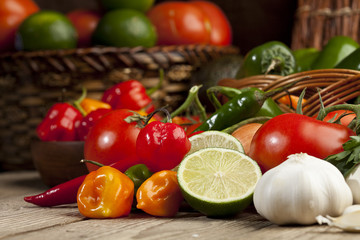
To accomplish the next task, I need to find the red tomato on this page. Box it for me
[249,113,356,172]
[147,1,211,45]
[84,109,141,172]
[0,0,39,52]
[66,9,101,48]
[189,1,232,45]
[315,110,355,127]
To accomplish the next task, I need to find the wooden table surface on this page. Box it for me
[0,170,358,240]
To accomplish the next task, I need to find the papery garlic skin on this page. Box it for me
[253,153,353,225]
[346,164,360,204]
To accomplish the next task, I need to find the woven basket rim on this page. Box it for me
[218,68,360,116]
[0,44,240,74]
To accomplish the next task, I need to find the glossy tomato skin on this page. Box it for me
[249,113,356,172]
[147,1,210,45]
[189,1,232,45]
[0,0,39,52]
[66,9,101,48]
[84,109,141,172]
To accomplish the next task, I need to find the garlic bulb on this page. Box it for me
[253,153,353,225]
[346,164,360,204]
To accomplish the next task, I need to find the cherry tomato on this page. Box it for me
[0,0,39,52]
[147,1,211,45]
[315,110,355,127]
[249,113,356,172]
[84,109,141,172]
[189,1,232,45]
[66,9,101,48]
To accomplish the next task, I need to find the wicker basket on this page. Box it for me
[292,0,360,50]
[0,44,239,170]
[218,68,360,117]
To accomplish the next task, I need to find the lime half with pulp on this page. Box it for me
[177,148,262,217]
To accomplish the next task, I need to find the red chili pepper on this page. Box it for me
[36,103,83,141]
[136,108,191,172]
[23,159,139,207]
[76,108,112,141]
[101,80,155,113]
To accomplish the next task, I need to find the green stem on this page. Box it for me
[73,87,87,116]
[170,85,206,120]
[317,103,360,131]
[222,116,271,134]
[206,86,242,110]
[81,159,105,167]
[146,69,164,96]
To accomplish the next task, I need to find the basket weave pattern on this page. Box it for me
[0,45,239,170]
[292,0,360,49]
[218,69,360,117]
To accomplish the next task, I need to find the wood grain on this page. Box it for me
[0,171,357,240]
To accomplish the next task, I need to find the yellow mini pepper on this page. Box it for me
[77,166,134,218]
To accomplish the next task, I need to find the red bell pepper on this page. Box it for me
[101,80,155,113]
[135,108,191,172]
[36,103,83,141]
[76,108,112,141]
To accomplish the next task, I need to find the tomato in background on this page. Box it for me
[0,0,39,52]
[147,1,211,45]
[84,109,141,173]
[249,113,355,172]
[67,9,102,48]
[189,0,232,46]
[314,110,355,127]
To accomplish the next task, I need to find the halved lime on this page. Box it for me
[188,131,244,156]
[177,148,262,217]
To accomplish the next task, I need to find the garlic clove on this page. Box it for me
[343,204,360,215]
[316,211,360,232]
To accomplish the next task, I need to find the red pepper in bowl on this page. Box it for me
[36,103,83,141]
[102,79,155,113]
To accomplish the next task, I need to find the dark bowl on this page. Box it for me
[31,141,89,187]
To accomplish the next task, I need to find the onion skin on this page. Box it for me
[231,123,262,155]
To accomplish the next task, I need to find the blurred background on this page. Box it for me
[32,0,297,54]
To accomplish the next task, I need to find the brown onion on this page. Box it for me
[231,123,262,155]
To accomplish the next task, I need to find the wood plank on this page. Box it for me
[0,171,358,240]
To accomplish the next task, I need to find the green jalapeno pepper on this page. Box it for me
[194,86,285,132]
[293,48,320,72]
[334,47,360,70]
[207,85,283,118]
[311,36,359,70]
[236,41,296,78]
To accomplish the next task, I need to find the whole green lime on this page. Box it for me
[16,10,77,51]
[100,0,155,12]
[92,9,157,48]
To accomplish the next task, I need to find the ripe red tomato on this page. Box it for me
[249,113,356,172]
[189,1,232,45]
[147,1,211,45]
[66,9,101,48]
[84,109,141,172]
[0,0,39,52]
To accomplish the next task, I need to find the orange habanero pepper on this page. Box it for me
[136,170,183,217]
[77,166,134,218]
